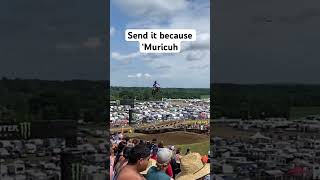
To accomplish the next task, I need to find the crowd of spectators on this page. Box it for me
[110,133,210,180]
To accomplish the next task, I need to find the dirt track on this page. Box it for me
[111,119,209,133]
[127,131,209,145]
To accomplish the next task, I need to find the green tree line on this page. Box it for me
[0,78,107,122]
[110,86,210,101]
[213,83,320,119]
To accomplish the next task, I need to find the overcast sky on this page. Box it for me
[213,0,320,84]
[110,0,210,88]
[0,0,106,80]
[2,0,318,84]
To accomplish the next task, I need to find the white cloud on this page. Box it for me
[157,65,171,70]
[111,0,210,88]
[128,73,152,80]
[144,73,152,79]
[126,20,163,29]
[111,51,141,62]
[182,33,210,52]
[188,64,210,70]
[185,49,210,61]
[114,0,187,20]
[111,51,163,63]
[110,26,115,36]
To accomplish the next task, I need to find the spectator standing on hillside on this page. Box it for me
[113,141,126,170]
[115,144,150,180]
[151,138,158,151]
[185,148,191,155]
[113,146,133,179]
[176,153,210,180]
[150,147,173,177]
[151,147,158,160]
[175,149,182,165]
[146,148,174,180]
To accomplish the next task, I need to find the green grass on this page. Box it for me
[200,95,210,99]
[175,141,209,156]
[124,132,210,155]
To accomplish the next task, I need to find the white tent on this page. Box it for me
[250,132,271,140]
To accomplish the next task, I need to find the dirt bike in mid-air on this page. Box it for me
[152,81,160,96]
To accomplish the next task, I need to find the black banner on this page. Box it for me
[120,99,134,107]
[0,120,77,140]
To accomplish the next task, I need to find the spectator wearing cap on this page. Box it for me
[149,147,173,178]
[176,153,210,180]
[115,144,151,180]
[146,148,174,180]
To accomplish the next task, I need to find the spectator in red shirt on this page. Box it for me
[150,147,173,178]
[166,163,173,177]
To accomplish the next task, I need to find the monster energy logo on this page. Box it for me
[71,163,83,180]
[19,122,31,139]
[0,125,18,138]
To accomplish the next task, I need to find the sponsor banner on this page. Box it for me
[0,120,76,140]
[0,122,30,139]
[71,163,83,180]
[19,122,31,139]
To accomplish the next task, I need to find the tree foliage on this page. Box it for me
[110,86,210,101]
[213,83,320,119]
[0,79,107,122]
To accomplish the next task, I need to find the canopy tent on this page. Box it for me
[250,132,271,140]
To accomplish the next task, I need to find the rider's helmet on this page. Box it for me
[154,81,157,84]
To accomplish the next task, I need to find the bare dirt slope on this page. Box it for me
[127,131,209,145]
